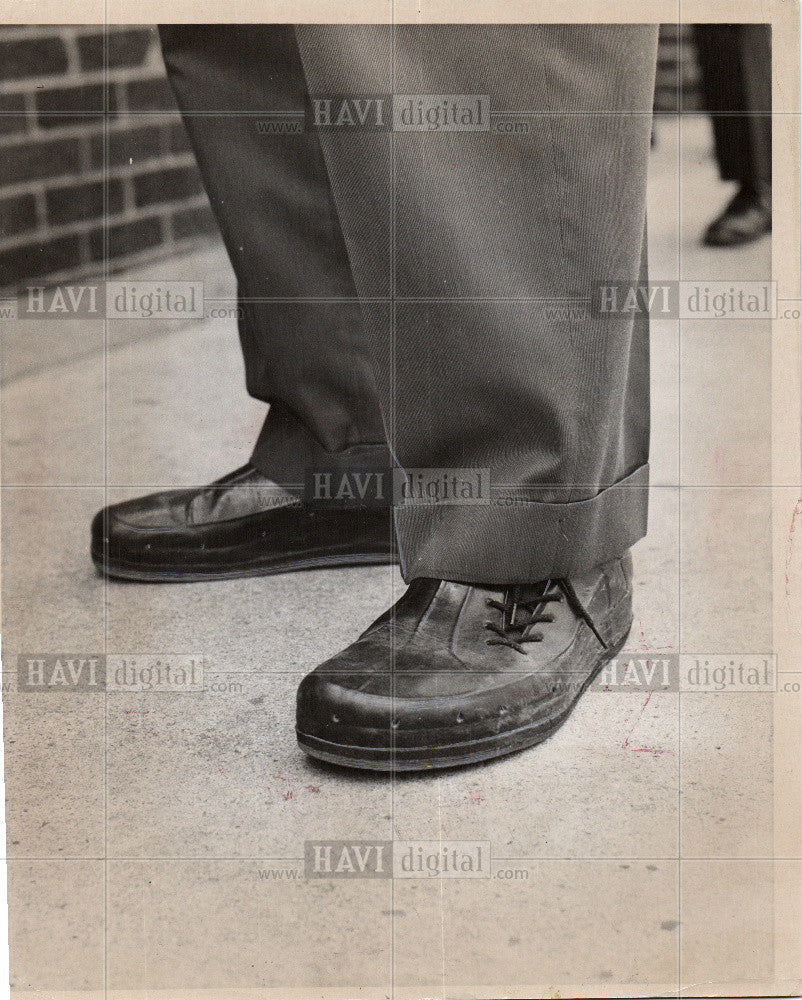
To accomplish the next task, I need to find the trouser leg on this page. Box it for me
[158,26,391,484]
[739,24,772,193]
[294,25,657,582]
[695,24,772,193]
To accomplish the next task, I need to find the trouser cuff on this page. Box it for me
[395,464,649,584]
[250,404,393,497]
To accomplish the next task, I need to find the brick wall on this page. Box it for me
[0,25,217,294]
[0,24,701,294]
[655,24,701,112]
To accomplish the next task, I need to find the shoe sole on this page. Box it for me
[92,550,398,582]
[296,629,631,772]
[703,226,771,247]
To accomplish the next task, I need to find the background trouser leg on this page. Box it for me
[695,24,772,193]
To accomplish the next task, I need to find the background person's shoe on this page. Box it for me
[703,184,772,247]
[92,464,396,582]
[296,552,634,772]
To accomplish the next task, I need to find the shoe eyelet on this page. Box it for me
[391,718,399,729]
[499,706,509,715]
[456,712,465,724]
[331,714,340,723]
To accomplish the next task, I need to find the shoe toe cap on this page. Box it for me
[91,492,190,567]
[295,646,523,749]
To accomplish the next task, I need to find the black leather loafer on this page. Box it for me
[297,552,633,771]
[703,185,771,247]
[92,464,396,582]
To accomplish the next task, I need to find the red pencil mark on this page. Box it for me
[626,619,674,653]
[217,764,228,779]
[305,784,321,793]
[621,692,670,756]
[283,790,293,800]
[621,692,651,742]
[786,497,802,606]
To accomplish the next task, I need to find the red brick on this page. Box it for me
[89,215,163,261]
[0,137,83,186]
[0,234,82,290]
[171,203,216,240]
[0,194,37,239]
[36,83,118,126]
[0,37,68,80]
[77,28,156,71]
[0,94,31,136]
[133,165,202,207]
[658,41,682,65]
[89,123,167,168]
[45,179,124,226]
[124,77,177,112]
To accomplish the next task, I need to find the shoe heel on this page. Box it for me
[600,594,634,649]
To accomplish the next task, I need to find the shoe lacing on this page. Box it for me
[484,578,607,655]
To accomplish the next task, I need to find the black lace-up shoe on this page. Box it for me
[703,184,771,247]
[92,464,396,582]
[296,552,634,771]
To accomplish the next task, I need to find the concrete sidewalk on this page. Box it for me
[1,116,781,997]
